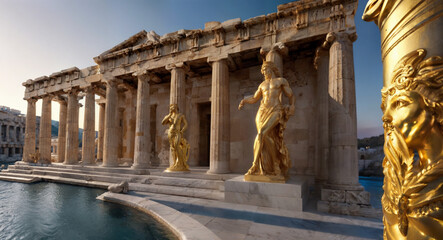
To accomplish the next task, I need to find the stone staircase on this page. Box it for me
[0,163,238,201]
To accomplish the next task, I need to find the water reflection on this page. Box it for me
[0,181,177,240]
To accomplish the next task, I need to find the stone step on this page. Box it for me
[149,170,238,181]
[9,165,148,181]
[0,171,110,189]
[0,173,41,183]
[11,162,149,175]
[148,175,225,191]
[3,168,33,174]
[129,183,224,201]
[2,168,137,185]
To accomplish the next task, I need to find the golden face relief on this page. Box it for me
[261,65,273,79]
[383,90,433,149]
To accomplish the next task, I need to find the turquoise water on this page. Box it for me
[0,181,177,240]
[359,176,383,209]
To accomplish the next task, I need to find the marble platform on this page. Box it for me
[225,175,309,211]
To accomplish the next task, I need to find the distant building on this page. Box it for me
[0,106,26,162]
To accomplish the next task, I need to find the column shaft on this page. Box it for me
[39,96,52,163]
[57,101,67,163]
[65,90,79,164]
[82,88,96,165]
[97,102,105,161]
[23,99,37,162]
[327,32,359,186]
[208,59,230,174]
[103,80,119,167]
[169,65,186,114]
[133,74,151,169]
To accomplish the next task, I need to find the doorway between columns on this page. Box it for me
[198,102,211,167]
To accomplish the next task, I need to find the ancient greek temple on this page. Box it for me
[20,0,370,214]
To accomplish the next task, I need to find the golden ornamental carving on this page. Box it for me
[381,49,443,239]
[161,104,190,172]
[238,61,295,183]
[362,0,396,27]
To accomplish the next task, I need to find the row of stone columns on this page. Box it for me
[23,86,98,165]
[0,124,22,142]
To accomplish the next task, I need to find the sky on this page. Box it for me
[0,0,383,138]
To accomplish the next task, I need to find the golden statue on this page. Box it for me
[363,0,443,238]
[238,61,295,182]
[161,104,190,172]
[381,49,443,239]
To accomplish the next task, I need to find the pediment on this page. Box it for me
[97,30,161,58]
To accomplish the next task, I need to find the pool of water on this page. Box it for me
[359,176,383,209]
[0,181,177,240]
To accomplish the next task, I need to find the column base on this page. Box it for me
[317,183,378,218]
[206,169,230,174]
[131,164,150,171]
[101,163,119,168]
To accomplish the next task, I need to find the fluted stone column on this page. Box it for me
[39,95,52,164]
[207,57,230,174]
[102,80,119,167]
[326,32,359,187]
[23,98,37,162]
[97,101,105,162]
[64,89,79,165]
[122,89,136,159]
[132,72,151,169]
[82,87,96,165]
[57,100,67,163]
[5,125,9,142]
[166,62,188,115]
[317,32,369,215]
[316,49,329,182]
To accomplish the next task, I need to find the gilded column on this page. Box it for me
[207,57,230,174]
[363,1,443,238]
[81,87,96,165]
[64,88,79,165]
[38,95,52,163]
[102,79,119,167]
[97,101,105,162]
[132,71,151,170]
[23,98,37,162]
[57,99,67,163]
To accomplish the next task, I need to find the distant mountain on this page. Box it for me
[51,120,84,146]
[358,134,384,149]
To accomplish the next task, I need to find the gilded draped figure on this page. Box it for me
[363,0,443,238]
[381,49,443,239]
[161,104,190,172]
[238,61,295,182]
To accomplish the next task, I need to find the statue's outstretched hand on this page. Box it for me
[238,100,245,110]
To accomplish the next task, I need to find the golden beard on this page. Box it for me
[382,125,443,239]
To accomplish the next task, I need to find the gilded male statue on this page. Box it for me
[381,49,442,239]
[161,104,190,172]
[238,61,295,182]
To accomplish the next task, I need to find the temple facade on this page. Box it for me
[21,0,369,213]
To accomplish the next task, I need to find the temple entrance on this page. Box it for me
[198,102,211,166]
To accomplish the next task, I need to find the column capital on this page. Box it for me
[207,54,230,64]
[326,31,357,44]
[132,70,160,83]
[260,42,288,58]
[166,62,190,72]
[26,98,38,104]
[64,87,80,95]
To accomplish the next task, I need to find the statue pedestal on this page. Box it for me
[225,176,309,211]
